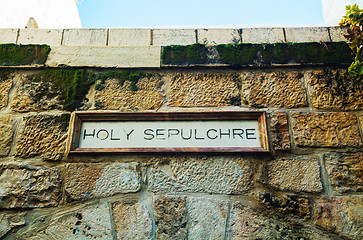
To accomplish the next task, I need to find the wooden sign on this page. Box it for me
[68,112,269,153]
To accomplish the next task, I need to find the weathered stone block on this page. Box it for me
[285,27,330,42]
[0,115,13,157]
[242,28,285,43]
[32,203,113,240]
[187,197,229,240]
[108,28,151,46]
[308,69,363,110]
[291,112,362,148]
[324,153,363,193]
[147,156,253,194]
[63,29,107,46]
[15,113,70,160]
[64,163,141,201]
[269,111,290,151]
[17,29,62,45]
[168,73,240,107]
[153,29,196,46]
[0,163,61,208]
[153,195,187,240]
[0,213,25,238]
[0,29,18,44]
[313,196,362,240]
[112,201,153,240]
[197,29,241,44]
[329,26,348,42]
[94,76,163,110]
[46,46,161,68]
[242,71,307,108]
[0,70,13,110]
[266,156,322,193]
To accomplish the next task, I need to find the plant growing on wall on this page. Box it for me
[340,4,363,76]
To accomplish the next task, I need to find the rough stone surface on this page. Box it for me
[242,71,307,108]
[291,111,362,148]
[187,197,229,240]
[15,113,70,160]
[153,29,196,46]
[329,26,348,42]
[0,213,25,238]
[108,28,151,46]
[11,73,64,112]
[32,203,113,240]
[64,163,140,201]
[0,116,13,157]
[269,111,290,151]
[0,163,61,208]
[17,29,62,45]
[168,73,240,107]
[0,29,18,44]
[147,156,253,194]
[266,156,322,193]
[112,201,153,240]
[46,46,161,68]
[313,196,363,240]
[94,76,163,110]
[285,27,330,42]
[0,71,12,110]
[63,29,107,46]
[197,29,241,44]
[242,28,285,43]
[324,153,363,193]
[308,69,363,110]
[154,195,187,240]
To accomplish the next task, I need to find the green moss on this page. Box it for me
[32,69,96,111]
[95,71,154,91]
[161,44,207,65]
[0,44,51,66]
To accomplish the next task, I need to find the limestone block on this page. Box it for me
[308,69,363,110]
[46,46,161,68]
[147,156,253,194]
[153,29,196,46]
[242,71,307,108]
[112,201,153,240]
[0,70,13,110]
[291,112,362,148]
[18,29,62,45]
[0,163,61,208]
[33,203,113,240]
[64,163,141,201]
[109,28,151,46]
[153,195,187,240]
[269,111,290,151]
[329,26,348,42]
[242,28,285,43]
[197,29,241,44]
[0,213,25,238]
[62,29,107,46]
[187,197,229,240]
[313,196,363,240]
[285,27,330,42]
[168,73,240,107]
[266,156,322,193]
[0,115,13,157]
[15,113,70,160]
[324,153,363,193]
[0,29,18,44]
[94,76,163,110]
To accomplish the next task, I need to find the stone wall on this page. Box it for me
[0,27,362,240]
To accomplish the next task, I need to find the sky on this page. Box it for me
[77,0,325,28]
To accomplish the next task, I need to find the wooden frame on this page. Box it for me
[68,111,269,154]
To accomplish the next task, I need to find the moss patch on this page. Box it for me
[161,44,207,65]
[95,71,154,91]
[0,44,51,66]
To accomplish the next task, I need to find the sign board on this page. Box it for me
[68,112,269,153]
